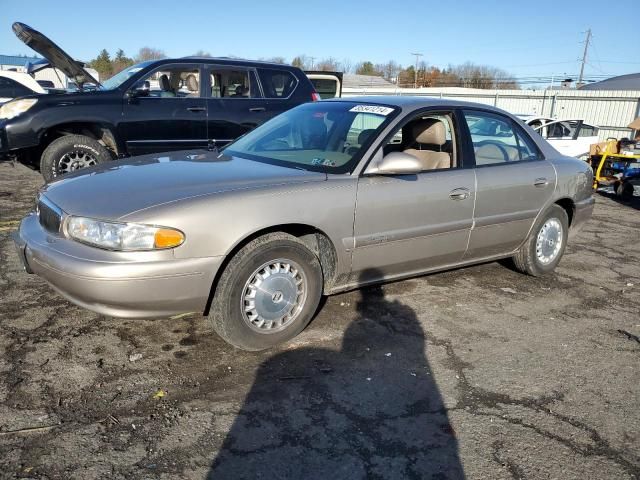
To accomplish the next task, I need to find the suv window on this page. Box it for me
[210,68,259,98]
[0,77,32,98]
[257,69,298,98]
[464,110,540,166]
[135,66,201,98]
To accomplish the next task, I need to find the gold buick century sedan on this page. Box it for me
[13,97,594,350]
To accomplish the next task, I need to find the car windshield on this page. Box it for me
[100,62,154,90]
[224,102,398,174]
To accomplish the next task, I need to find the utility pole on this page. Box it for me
[410,52,423,89]
[309,56,316,69]
[577,29,591,87]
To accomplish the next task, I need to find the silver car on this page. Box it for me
[13,97,594,350]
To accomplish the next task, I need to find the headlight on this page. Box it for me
[65,216,185,251]
[0,99,38,120]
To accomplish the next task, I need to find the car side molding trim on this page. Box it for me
[473,209,539,229]
[353,219,473,248]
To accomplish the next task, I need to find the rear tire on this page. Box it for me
[40,134,112,182]
[209,233,323,351]
[512,204,569,277]
[616,181,634,201]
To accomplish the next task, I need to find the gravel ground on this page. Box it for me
[0,161,638,479]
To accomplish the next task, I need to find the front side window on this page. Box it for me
[210,68,259,98]
[464,110,540,166]
[381,112,457,170]
[224,102,397,173]
[257,69,298,98]
[133,66,201,98]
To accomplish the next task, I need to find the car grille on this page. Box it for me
[38,198,62,233]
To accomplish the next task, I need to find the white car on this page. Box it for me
[0,70,45,105]
[518,115,599,159]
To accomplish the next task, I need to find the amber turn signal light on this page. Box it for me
[154,228,185,249]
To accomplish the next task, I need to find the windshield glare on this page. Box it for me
[100,62,153,90]
[225,102,396,173]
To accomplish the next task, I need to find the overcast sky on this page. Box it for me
[2,0,639,84]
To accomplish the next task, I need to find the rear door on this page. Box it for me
[120,62,207,155]
[462,109,556,259]
[204,65,270,146]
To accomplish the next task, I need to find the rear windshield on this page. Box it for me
[224,102,398,174]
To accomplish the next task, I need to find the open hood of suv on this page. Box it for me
[12,22,100,88]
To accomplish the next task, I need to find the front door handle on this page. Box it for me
[187,106,206,112]
[449,188,470,200]
[534,177,549,187]
[249,107,266,113]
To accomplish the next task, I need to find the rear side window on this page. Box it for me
[209,68,260,98]
[258,69,298,98]
[464,110,541,166]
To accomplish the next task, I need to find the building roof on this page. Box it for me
[580,73,640,90]
[0,54,42,67]
[343,74,394,89]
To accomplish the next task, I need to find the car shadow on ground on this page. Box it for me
[207,269,464,479]
[598,191,640,211]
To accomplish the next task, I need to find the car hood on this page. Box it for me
[41,151,327,220]
[12,22,100,88]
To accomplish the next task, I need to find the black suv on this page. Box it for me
[1,23,319,181]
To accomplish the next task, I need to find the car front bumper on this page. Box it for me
[13,213,223,319]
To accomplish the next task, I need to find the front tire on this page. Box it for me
[40,134,112,182]
[512,204,569,277]
[209,233,323,351]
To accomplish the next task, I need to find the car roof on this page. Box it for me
[324,95,517,115]
[147,57,301,71]
[0,70,46,94]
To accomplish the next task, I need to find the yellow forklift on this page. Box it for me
[590,118,640,201]
[591,142,640,200]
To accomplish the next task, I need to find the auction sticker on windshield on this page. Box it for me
[349,105,395,116]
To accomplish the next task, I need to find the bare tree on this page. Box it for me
[316,57,339,71]
[193,50,213,57]
[291,55,309,69]
[339,58,353,74]
[135,47,166,62]
[266,56,286,64]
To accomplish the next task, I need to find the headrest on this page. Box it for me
[411,119,446,146]
[358,129,375,145]
[186,74,199,92]
[159,74,170,91]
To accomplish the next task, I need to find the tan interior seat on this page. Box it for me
[403,119,451,170]
[474,142,519,165]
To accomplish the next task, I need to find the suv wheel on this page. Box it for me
[209,232,323,351]
[512,204,569,277]
[40,134,113,182]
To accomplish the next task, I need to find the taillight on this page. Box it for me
[311,92,321,102]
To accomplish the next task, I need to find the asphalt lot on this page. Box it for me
[0,160,638,479]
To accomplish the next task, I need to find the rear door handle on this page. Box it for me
[449,188,470,200]
[249,107,266,113]
[187,106,206,112]
[534,177,549,187]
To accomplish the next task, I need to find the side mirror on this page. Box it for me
[366,151,422,175]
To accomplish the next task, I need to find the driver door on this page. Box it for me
[351,111,475,280]
[120,63,208,155]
